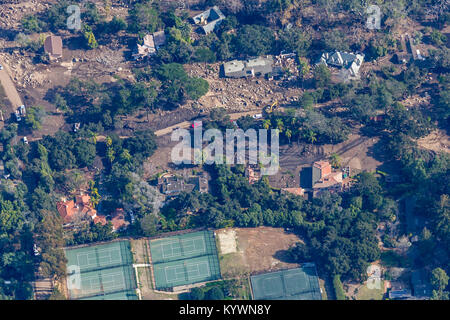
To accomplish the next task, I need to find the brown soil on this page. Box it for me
[217,227,303,278]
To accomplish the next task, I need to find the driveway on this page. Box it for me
[0,58,23,113]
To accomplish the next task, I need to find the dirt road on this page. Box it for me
[153,109,262,136]
[0,59,23,110]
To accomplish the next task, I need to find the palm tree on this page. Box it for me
[276,118,284,133]
[285,128,292,144]
[263,119,271,130]
[304,130,317,144]
[329,152,341,168]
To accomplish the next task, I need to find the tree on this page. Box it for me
[314,64,331,88]
[74,139,96,167]
[430,29,446,46]
[285,129,292,144]
[128,2,163,33]
[234,24,275,57]
[24,106,45,131]
[35,211,67,279]
[278,28,311,56]
[333,275,346,300]
[322,30,349,52]
[207,287,225,300]
[83,25,98,49]
[431,268,449,292]
[139,214,160,237]
[21,15,42,34]
[193,47,216,63]
[298,57,310,88]
[123,130,157,159]
[190,287,205,300]
[304,130,317,144]
[184,78,209,100]
[329,153,341,169]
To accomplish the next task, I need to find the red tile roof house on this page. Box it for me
[110,208,130,232]
[56,194,106,227]
[44,35,63,61]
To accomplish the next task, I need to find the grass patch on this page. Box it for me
[356,280,385,300]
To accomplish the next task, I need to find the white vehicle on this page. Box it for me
[18,105,26,116]
[15,110,21,122]
[23,136,28,144]
[0,65,3,70]
[252,113,263,119]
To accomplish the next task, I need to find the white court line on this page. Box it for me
[160,237,207,259]
[76,247,123,270]
[283,273,307,293]
[163,261,211,284]
[153,236,206,259]
[261,276,284,296]
[81,272,126,293]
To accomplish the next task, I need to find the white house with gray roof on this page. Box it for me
[222,56,275,78]
[317,51,365,80]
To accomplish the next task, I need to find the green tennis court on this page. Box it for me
[65,241,137,300]
[250,264,322,300]
[150,231,221,290]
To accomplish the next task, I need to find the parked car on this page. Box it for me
[18,105,26,116]
[0,64,3,70]
[14,110,21,122]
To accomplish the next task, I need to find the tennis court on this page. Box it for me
[150,231,221,290]
[65,241,137,300]
[250,264,322,300]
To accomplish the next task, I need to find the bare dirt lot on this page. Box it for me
[270,133,382,188]
[216,227,303,278]
[417,129,450,154]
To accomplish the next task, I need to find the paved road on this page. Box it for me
[0,59,23,110]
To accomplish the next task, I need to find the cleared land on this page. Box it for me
[216,227,303,278]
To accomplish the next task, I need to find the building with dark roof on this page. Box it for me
[44,35,63,60]
[192,6,225,34]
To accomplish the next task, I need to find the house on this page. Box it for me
[190,174,209,193]
[132,31,166,60]
[93,215,107,226]
[245,166,261,185]
[389,289,413,300]
[110,208,130,232]
[317,51,364,80]
[222,56,274,78]
[406,34,425,61]
[56,194,105,227]
[192,6,225,34]
[300,161,353,197]
[158,172,209,196]
[153,30,167,49]
[44,35,63,60]
[158,173,194,196]
[411,269,433,298]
